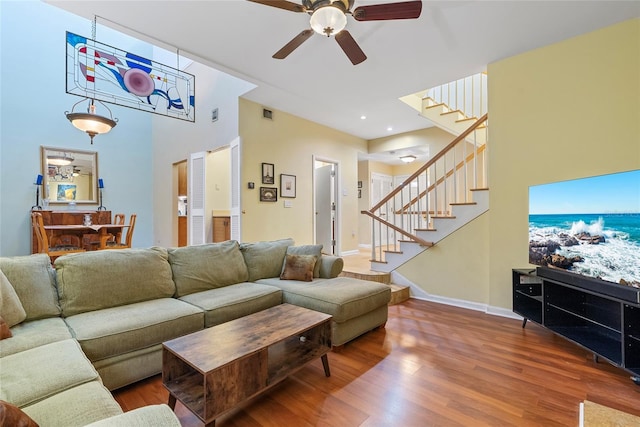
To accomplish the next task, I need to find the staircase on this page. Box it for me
[363,73,489,273]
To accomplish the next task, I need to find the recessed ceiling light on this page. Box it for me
[360,115,366,120]
[387,127,393,131]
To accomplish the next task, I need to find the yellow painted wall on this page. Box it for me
[239,99,368,251]
[205,148,231,242]
[398,212,489,303]
[396,18,639,309]
[488,18,640,309]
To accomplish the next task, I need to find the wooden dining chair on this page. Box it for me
[31,212,85,262]
[104,214,136,249]
[107,213,126,245]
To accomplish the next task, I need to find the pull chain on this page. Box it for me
[92,15,97,40]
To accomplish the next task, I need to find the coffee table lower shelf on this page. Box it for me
[162,304,332,427]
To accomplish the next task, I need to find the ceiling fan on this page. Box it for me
[248,0,422,65]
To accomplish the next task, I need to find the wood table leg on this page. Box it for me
[321,354,330,377]
[168,394,176,410]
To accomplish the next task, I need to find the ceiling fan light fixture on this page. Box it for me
[310,6,347,36]
[400,155,416,163]
[47,153,75,166]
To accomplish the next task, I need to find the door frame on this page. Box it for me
[312,155,340,255]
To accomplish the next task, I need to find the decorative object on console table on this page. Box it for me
[97,179,106,211]
[31,174,43,211]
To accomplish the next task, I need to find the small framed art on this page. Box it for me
[280,174,296,198]
[260,187,277,202]
[262,163,275,184]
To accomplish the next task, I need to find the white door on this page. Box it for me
[314,163,336,254]
[229,137,241,241]
[371,173,393,246]
[188,151,206,245]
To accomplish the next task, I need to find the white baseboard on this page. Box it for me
[340,249,360,256]
[358,243,372,249]
[391,271,521,320]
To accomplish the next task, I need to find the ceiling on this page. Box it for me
[49,0,639,160]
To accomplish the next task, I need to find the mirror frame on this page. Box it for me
[41,146,99,205]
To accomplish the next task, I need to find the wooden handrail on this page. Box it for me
[369,114,488,213]
[361,211,434,248]
[397,144,487,213]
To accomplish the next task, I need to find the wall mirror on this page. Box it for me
[41,146,99,205]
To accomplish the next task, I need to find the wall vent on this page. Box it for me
[263,108,273,120]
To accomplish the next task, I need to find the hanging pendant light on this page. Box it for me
[66,98,118,144]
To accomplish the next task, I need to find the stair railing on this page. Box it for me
[424,72,487,120]
[362,114,488,264]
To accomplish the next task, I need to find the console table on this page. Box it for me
[31,210,112,253]
[513,268,640,385]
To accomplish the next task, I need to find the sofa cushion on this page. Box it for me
[318,256,344,279]
[0,254,60,320]
[0,339,99,407]
[0,317,73,357]
[56,247,176,317]
[83,405,181,427]
[240,238,294,281]
[257,277,391,323]
[64,298,203,362]
[179,282,282,327]
[280,254,316,282]
[0,270,26,327]
[0,400,39,427]
[0,317,10,339]
[168,241,249,297]
[22,381,122,427]
[284,245,323,277]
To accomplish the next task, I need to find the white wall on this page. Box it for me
[151,60,255,248]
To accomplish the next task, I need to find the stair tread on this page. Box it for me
[414,228,436,232]
[440,110,464,116]
[432,215,456,219]
[470,187,489,191]
[383,250,403,254]
[450,202,477,206]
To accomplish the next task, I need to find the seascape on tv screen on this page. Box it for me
[528,170,640,286]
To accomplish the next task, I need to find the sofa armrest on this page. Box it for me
[83,405,181,427]
[318,256,344,278]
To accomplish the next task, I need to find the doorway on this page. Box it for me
[176,160,187,247]
[314,158,338,255]
[370,172,393,246]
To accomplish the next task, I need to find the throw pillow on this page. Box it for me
[240,238,294,281]
[284,244,323,278]
[0,269,27,327]
[0,316,12,340]
[0,400,39,426]
[280,254,316,282]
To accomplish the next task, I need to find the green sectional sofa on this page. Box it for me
[0,238,391,426]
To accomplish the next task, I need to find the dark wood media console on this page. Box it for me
[513,267,640,385]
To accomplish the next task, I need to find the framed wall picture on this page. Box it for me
[280,174,296,198]
[260,187,277,202]
[262,163,274,184]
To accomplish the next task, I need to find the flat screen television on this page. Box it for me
[529,169,640,287]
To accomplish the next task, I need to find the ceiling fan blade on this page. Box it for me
[272,29,314,59]
[352,0,422,21]
[335,30,367,65]
[247,0,307,13]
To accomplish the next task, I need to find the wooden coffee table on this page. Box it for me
[162,304,332,426]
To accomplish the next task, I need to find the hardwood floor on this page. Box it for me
[114,299,640,426]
